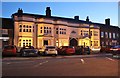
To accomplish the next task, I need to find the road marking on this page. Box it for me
[34,61,48,67]
[6,63,11,65]
[80,59,85,64]
[106,57,115,61]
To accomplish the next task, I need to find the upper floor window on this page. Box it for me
[117,33,119,38]
[83,30,89,36]
[44,26,51,34]
[90,31,92,36]
[0,29,8,35]
[19,25,32,33]
[105,32,108,38]
[40,27,43,33]
[59,28,66,35]
[109,32,111,38]
[101,32,104,38]
[56,28,59,34]
[113,33,116,39]
[94,31,98,36]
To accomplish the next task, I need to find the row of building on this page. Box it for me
[1,7,120,52]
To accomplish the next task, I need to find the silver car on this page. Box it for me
[44,46,58,56]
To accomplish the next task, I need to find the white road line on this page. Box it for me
[80,59,85,64]
[34,61,48,67]
[6,63,11,65]
[3,61,34,64]
[106,57,115,61]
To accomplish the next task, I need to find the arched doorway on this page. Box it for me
[69,38,78,46]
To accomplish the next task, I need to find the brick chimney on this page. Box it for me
[86,16,89,22]
[74,16,79,20]
[46,7,51,17]
[105,18,110,26]
[17,8,23,14]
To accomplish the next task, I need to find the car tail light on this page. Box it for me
[13,48,16,53]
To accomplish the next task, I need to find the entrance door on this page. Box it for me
[44,40,48,46]
[69,38,78,46]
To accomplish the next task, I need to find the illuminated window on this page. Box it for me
[113,33,116,39]
[26,29,28,32]
[102,41,104,46]
[106,41,108,45]
[22,39,32,47]
[29,29,31,32]
[83,30,89,36]
[94,41,98,46]
[29,43,31,46]
[94,31,98,36]
[105,32,108,38]
[101,32,104,38]
[109,32,111,38]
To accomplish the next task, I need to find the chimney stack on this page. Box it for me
[46,7,51,17]
[74,16,79,20]
[86,16,89,22]
[105,18,110,26]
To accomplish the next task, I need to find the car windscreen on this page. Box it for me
[46,46,56,49]
[4,46,14,49]
[23,46,34,49]
[113,45,120,48]
[68,46,74,48]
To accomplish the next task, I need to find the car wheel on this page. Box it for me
[21,52,26,57]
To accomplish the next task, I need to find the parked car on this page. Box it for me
[100,46,113,53]
[74,46,84,55]
[74,46,91,55]
[38,48,45,55]
[58,46,75,55]
[20,46,38,57]
[43,46,58,56]
[110,45,120,56]
[2,45,18,56]
[84,46,91,55]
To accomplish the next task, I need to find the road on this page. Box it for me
[2,53,120,77]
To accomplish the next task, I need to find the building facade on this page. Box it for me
[12,7,100,51]
[100,24,120,47]
[0,18,14,48]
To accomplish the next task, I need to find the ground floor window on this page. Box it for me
[94,41,98,46]
[18,39,32,47]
